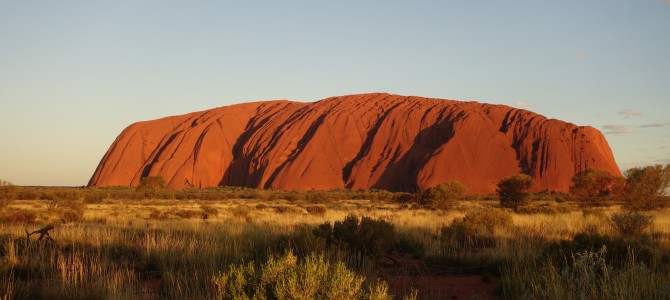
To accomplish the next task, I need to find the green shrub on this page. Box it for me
[314,215,396,258]
[0,209,37,224]
[212,251,395,300]
[609,211,653,236]
[16,190,38,200]
[369,190,394,201]
[392,192,416,203]
[0,180,17,208]
[421,181,467,209]
[255,204,269,210]
[543,233,655,270]
[84,191,106,204]
[582,208,608,220]
[175,190,200,200]
[148,209,166,220]
[54,189,82,201]
[570,168,625,207]
[515,204,558,215]
[306,191,332,202]
[230,206,252,222]
[54,200,85,223]
[442,207,513,248]
[174,210,200,219]
[200,204,218,218]
[504,244,664,299]
[60,209,84,223]
[305,205,327,216]
[283,191,306,202]
[624,164,670,210]
[497,174,534,211]
[274,205,301,214]
[138,176,166,191]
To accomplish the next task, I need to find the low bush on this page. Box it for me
[392,192,416,203]
[0,209,37,224]
[305,205,327,216]
[138,176,166,191]
[306,191,332,202]
[212,251,400,300]
[254,204,269,210]
[497,174,533,211]
[274,205,301,214]
[148,209,166,220]
[54,201,86,223]
[421,181,467,209]
[504,244,664,299]
[16,190,38,200]
[313,215,396,258]
[0,180,17,208]
[199,204,218,217]
[609,211,653,236]
[174,210,200,219]
[230,206,252,222]
[582,208,608,219]
[543,233,656,270]
[442,207,513,248]
[60,209,84,223]
[515,204,558,215]
[84,192,106,204]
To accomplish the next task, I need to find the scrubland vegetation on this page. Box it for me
[1,164,669,299]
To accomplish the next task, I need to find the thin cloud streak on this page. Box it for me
[618,109,644,118]
[639,122,670,128]
[602,124,631,135]
[515,101,529,107]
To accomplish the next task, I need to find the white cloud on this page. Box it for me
[639,122,670,128]
[618,109,644,118]
[515,101,529,107]
[602,124,631,135]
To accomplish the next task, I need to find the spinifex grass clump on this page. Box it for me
[543,233,657,269]
[502,244,668,299]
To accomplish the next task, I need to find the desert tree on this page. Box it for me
[138,176,166,190]
[624,164,670,210]
[570,168,625,207]
[497,174,534,212]
[421,181,467,209]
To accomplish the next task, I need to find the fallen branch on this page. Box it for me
[25,224,55,242]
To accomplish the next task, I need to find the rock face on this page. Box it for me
[88,93,621,193]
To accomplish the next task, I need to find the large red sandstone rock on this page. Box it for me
[88,93,621,193]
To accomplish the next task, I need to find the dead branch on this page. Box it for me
[25,224,55,242]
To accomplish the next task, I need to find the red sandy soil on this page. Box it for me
[388,275,499,300]
[89,93,620,193]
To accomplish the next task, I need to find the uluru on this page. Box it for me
[88,93,621,193]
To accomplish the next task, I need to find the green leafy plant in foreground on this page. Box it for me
[212,251,411,300]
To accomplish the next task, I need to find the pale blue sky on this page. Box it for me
[1,1,669,186]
